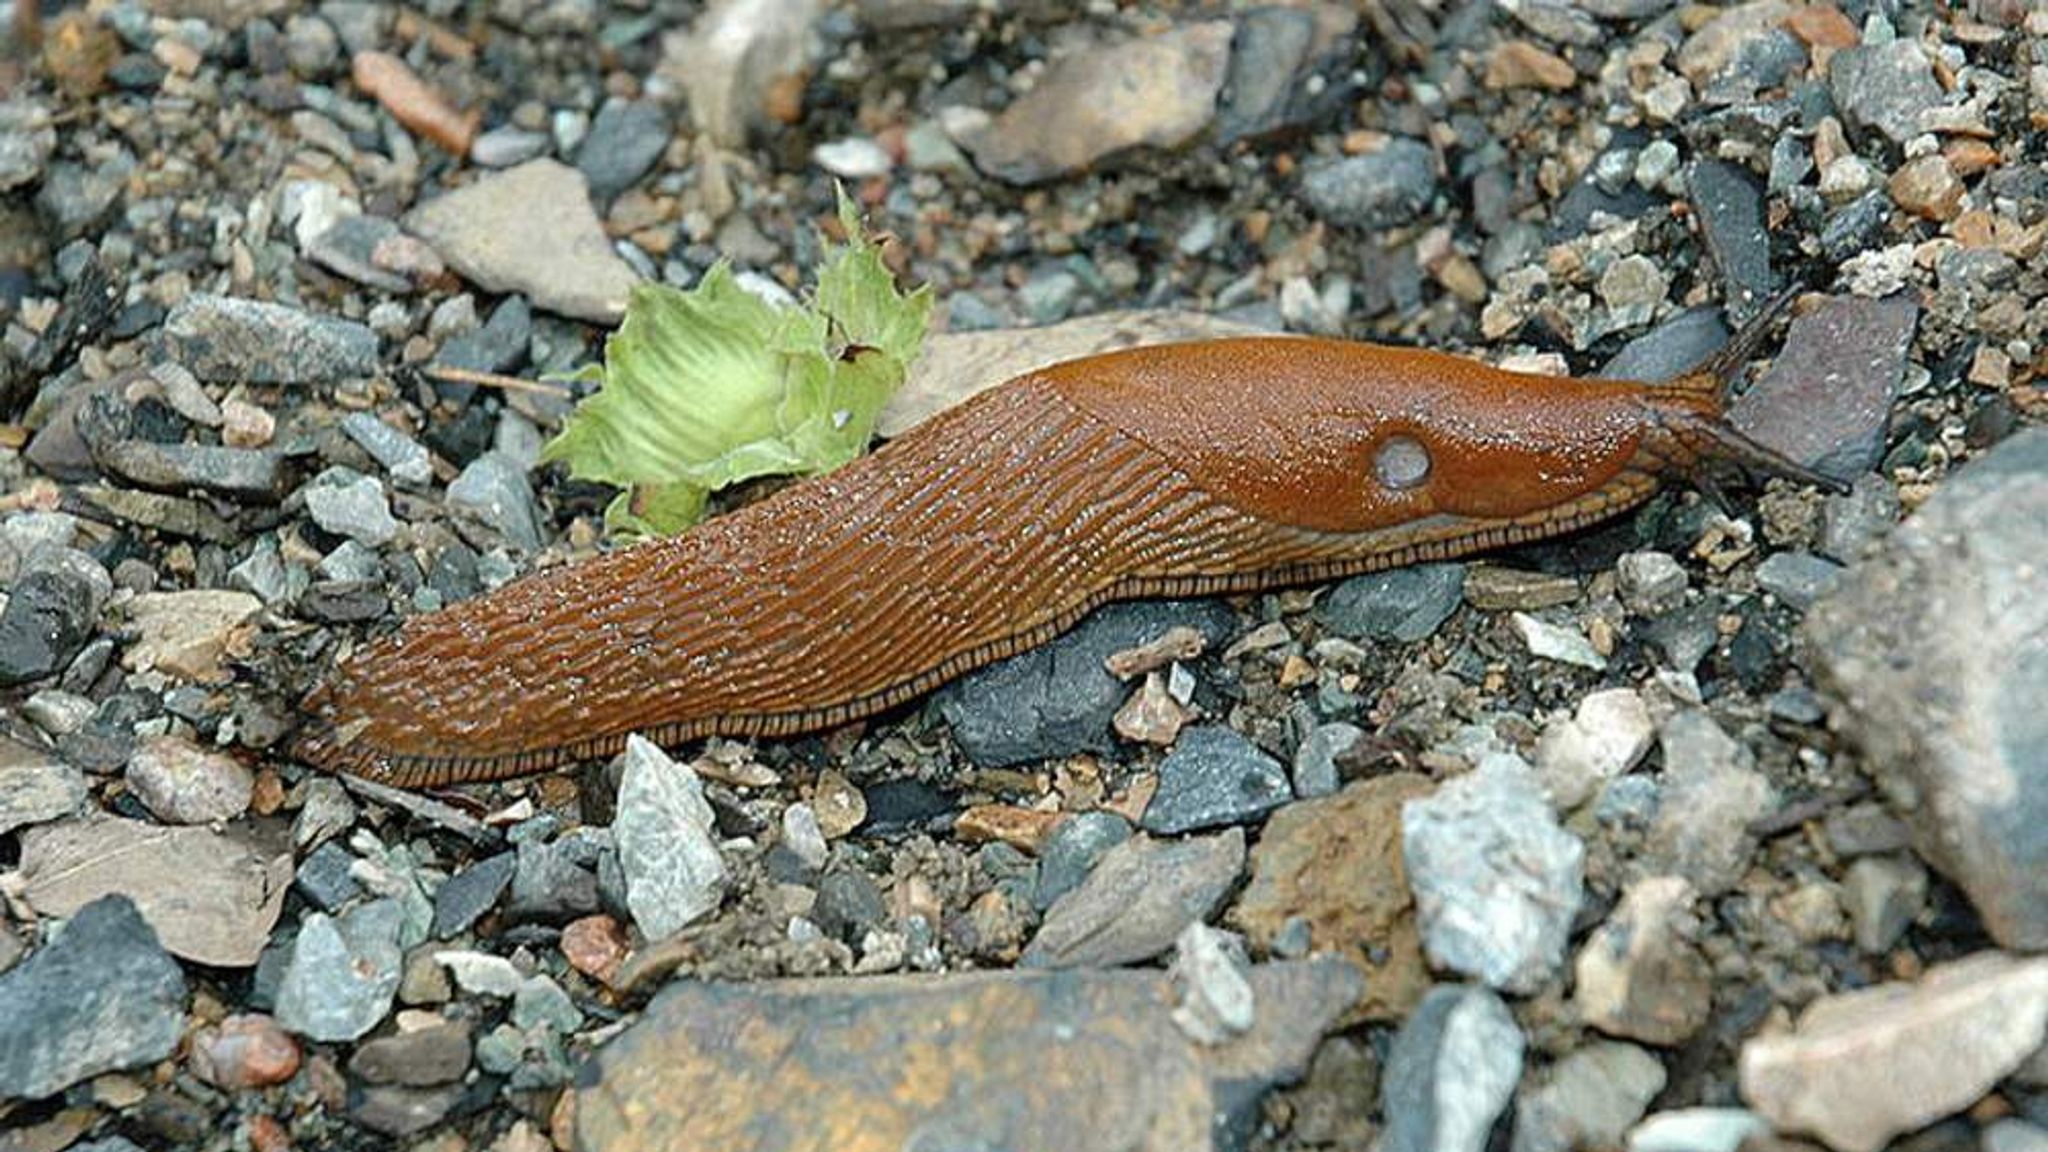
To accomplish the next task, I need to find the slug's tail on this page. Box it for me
[1649,288,1851,496]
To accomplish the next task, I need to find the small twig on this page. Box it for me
[341,773,500,845]
[422,364,573,399]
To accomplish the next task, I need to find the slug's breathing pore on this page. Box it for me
[298,322,1836,788]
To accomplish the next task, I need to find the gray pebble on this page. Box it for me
[1804,430,2048,948]
[470,125,551,168]
[1317,563,1466,644]
[1820,473,1900,563]
[1829,40,1945,150]
[0,740,88,835]
[1688,159,1775,323]
[341,412,434,488]
[432,851,516,938]
[1034,810,1133,911]
[1601,309,1730,383]
[1024,828,1245,969]
[512,974,582,1034]
[303,467,399,546]
[0,547,111,686]
[576,99,670,201]
[1404,760,1585,993]
[1380,984,1525,1152]
[294,840,364,913]
[1754,552,1844,612]
[164,293,378,385]
[613,735,726,940]
[1512,1041,1667,1152]
[939,600,1237,768]
[1647,711,1775,897]
[1142,726,1293,835]
[0,896,187,1100]
[1292,721,1364,799]
[812,868,889,945]
[1301,139,1439,230]
[1616,551,1689,617]
[276,899,406,1042]
[436,295,532,376]
[445,452,543,551]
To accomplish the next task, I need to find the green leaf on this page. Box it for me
[540,190,932,537]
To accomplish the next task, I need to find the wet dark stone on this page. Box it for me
[939,600,1238,769]
[295,839,363,912]
[1820,191,1892,264]
[857,779,959,834]
[436,295,532,376]
[1549,130,1661,239]
[1601,308,1730,383]
[1689,158,1775,323]
[812,867,888,944]
[1729,294,1918,484]
[432,851,516,938]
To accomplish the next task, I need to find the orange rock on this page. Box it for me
[1230,774,1436,1021]
[1943,138,1999,178]
[1889,155,1964,221]
[562,915,631,986]
[351,51,478,156]
[1486,40,1577,91]
[1784,2,1859,49]
[956,804,1065,853]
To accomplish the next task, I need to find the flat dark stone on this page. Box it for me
[1601,308,1731,383]
[1689,158,1776,324]
[1730,293,1918,484]
[939,599,1239,768]
[432,851,516,938]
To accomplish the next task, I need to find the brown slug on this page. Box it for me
[298,316,1836,788]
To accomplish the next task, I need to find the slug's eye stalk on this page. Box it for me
[1658,405,1854,495]
[1640,284,1851,497]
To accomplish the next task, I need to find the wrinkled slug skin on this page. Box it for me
[300,337,1715,786]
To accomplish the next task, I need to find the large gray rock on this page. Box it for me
[404,160,638,323]
[0,896,187,1100]
[1803,429,2048,948]
[162,294,378,385]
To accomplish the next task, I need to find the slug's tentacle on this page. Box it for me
[299,332,1828,788]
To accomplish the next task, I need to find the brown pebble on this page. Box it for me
[1889,155,1964,221]
[811,770,866,839]
[1485,41,1577,91]
[192,1014,302,1090]
[1784,2,1859,49]
[1942,138,1999,178]
[955,804,1064,853]
[561,915,630,987]
[249,768,287,817]
[247,1113,292,1152]
[1103,625,1205,679]
[351,51,479,156]
[1112,671,1188,747]
[220,399,275,449]
[43,10,120,98]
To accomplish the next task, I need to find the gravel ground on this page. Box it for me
[0,0,2044,1150]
